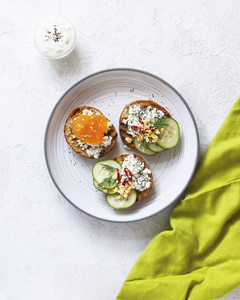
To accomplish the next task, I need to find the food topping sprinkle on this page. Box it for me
[120,154,151,192]
[113,155,152,200]
[123,105,165,142]
[116,168,121,182]
[124,168,132,181]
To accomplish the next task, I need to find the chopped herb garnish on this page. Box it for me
[140,138,148,151]
[135,110,143,117]
[101,176,116,189]
[101,164,116,173]
[153,119,169,129]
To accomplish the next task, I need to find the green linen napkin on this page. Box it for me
[116,97,240,300]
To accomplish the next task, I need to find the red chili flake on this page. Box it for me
[140,129,146,134]
[131,125,141,131]
[122,179,129,186]
[124,168,132,181]
[139,117,144,125]
[116,168,120,182]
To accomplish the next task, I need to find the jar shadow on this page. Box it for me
[48,46,83,77]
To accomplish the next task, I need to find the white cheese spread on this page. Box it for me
[81,109,100,116]
[76,135,112,159]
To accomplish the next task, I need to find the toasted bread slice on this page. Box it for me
[114,154,153,201]
[64,106,117,159]
[119,100,171,148]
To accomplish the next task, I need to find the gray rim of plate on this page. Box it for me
[44,68,200,223]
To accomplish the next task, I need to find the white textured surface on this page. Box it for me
[1,1,240,299]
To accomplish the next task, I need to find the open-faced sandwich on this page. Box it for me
[119,100,180,155]
[92,154,153,209]
[64,106,117,159]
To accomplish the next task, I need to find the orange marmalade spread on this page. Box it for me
[71,114,109,145]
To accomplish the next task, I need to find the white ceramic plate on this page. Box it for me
[45,69,199,222]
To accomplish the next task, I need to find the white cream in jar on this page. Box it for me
[35,15,76,59]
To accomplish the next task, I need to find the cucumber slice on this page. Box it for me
[92,160,121,189]
[148,143,165,153]
[106,189,137,209]
[93,179,116,195]
[133,137,156,156]
[156,118,180,149]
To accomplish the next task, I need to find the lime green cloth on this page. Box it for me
[116,97,240,300]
